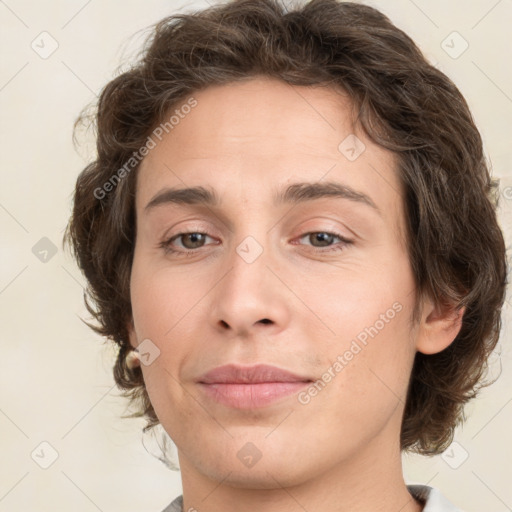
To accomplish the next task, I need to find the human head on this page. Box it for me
[64,0,507,462]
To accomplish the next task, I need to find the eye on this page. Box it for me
[159,232,216,256]
[159,230,353,257]
[295,231,353,252]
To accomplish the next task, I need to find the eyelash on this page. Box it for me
[158,230,353,257]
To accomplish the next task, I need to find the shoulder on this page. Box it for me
[407,485,464,512]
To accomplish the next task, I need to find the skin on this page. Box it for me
[127,76,463,512]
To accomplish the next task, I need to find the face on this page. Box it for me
[128,76,421,488]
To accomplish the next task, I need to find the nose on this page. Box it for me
[209,237,291,338]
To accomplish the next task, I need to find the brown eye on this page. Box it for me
[296,231,353,253]
[306,232,336,247]
[176,232,208,249]
[159,232,216,256]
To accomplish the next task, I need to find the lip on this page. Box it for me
[197,364,313,409]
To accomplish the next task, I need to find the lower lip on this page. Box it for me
[198,382,310,409]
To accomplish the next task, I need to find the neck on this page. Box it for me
[177,421,423,512]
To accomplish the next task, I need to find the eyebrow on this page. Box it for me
[144,181,380,215]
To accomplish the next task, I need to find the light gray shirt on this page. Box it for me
[162,485,463,511]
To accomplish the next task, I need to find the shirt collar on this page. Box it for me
[407,484,463,511]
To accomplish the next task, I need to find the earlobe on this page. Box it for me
[415,298,465,355]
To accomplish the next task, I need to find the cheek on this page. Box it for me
[129,255,216,409]
[294,299,416,461]
[301,253,415,346]
[130,255,211,341]
[311,294,414,398]
[301,249,417,411]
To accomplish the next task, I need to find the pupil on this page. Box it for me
[313,232,332,246]
[186,233,203,248]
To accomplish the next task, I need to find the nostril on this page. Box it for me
[259,318,272,324]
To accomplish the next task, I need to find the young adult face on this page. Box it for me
[128,77,461,503]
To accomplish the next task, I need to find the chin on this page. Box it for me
[188,436,320,489]
[202,459,311,490]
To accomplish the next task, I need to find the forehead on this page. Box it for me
[135,77,403,231]
[140,77,359,170]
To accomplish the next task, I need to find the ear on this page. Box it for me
[415,296,465,355]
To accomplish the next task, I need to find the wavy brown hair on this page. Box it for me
[64,0,508,455]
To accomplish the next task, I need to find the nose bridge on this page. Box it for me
[223,199,276,290]
[227,232,274,308]
[210,229,289,334]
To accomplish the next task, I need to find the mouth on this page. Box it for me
[197,363,313,409]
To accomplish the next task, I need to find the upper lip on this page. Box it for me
[197,364,313,384]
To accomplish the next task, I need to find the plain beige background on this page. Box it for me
[0,0,511,511]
